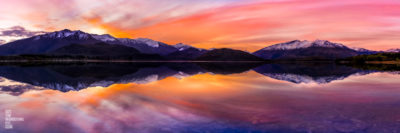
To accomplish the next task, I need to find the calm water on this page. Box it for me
[0,62,400,133]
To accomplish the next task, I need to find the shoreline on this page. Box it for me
[366,61,400,64]
[339,60,400,65]
[1,59,399,64]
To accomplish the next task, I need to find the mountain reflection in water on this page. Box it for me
[0,62,399,133]
[0,62,383,92]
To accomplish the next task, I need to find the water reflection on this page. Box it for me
[253,63,377,84]
[0,62,387,93]
[0,63,399,132]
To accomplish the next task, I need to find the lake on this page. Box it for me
[0,62,399,133]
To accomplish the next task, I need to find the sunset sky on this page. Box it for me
[0,0,399,51]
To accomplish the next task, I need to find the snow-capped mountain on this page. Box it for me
[352,47,371,52]
[173,43,192,51]
[0,29,185,56]
[165,43,209,60]
[253,40,358,60]
[351,47,380,55]
[116,38,177,55]
[260,40,348,51]
[91,35,178,55]
[91,34,168,50]
[36,29,92,40]
[0,29,100,55]
[386,48,400,53]
[172,43,205,51]
[133,38,160,47]
[91,34,117,42]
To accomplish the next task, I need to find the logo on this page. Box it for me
[4,109,24,129]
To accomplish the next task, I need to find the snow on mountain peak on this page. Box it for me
[352,47,366,51]
[91,34,116,42]
[173,43,206,51]
[134,38,160,48]
[262,40,348,51]
[38,29,91,40]
[261,40,311,50]
[351,47,375,52]
[117,38,132,43]
[174,43,187,48]
[312,39,347,48]
[387,48,400,53]
[173,43,192,51]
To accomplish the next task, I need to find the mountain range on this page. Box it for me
[0,29,398,61]
[254,40,358,60]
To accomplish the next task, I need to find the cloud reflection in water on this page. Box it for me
[0,70,400,132]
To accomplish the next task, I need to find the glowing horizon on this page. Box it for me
[1,0,400,51]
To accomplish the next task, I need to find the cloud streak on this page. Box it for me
[0,26,46,37]
[0,26,47,44]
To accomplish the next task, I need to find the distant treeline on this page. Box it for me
[0,54,164,61]
[339,53,400,63]
[2,53,400,63]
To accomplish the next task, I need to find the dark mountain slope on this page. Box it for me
[166,47,208,60]
[49,42,164,60]
[196,48,264,61]
[0,29,100,55]
[49,42,140,56]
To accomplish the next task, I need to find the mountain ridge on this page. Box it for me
[0,29,399,61]
[0,29,181,56]
[253,40,360,60]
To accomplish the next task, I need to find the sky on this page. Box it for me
[0,0,399,51]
